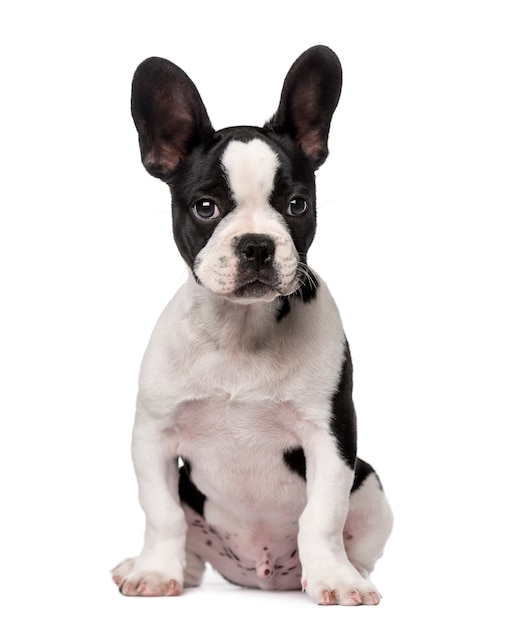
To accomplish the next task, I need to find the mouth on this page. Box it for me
[234,279,275,299]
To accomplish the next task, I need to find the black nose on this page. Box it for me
[237,234,275,271]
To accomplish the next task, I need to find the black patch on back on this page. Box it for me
[330,342,357,469]
[284,447,382,494]
[179,459,206,516]
[352,457,382,492]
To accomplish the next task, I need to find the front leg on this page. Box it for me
[298,424,380,606]
[112,409,187,596]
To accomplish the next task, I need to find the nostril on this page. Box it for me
[244,244,256,260]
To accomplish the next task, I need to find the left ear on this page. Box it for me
[266,45,342,169]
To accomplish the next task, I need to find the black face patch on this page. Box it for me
[267,134,317,261]
[169,135,235,269]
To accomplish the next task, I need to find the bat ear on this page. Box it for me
[131,57,214,180]
[267,45,342,169]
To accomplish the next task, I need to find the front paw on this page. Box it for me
[302,564,381,606]
[112,557,183,597]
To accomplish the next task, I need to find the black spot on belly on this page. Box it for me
[179,459,207,515]
[283,447,306,479]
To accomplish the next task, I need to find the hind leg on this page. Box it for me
[184,549,207,588]
[182,504,208,587]
[344,470,393,581]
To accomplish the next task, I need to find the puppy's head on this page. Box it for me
[131,46,342,304]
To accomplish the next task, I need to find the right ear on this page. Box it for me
[131,57,214,181]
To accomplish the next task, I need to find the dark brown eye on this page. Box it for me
[192,199,220,221]
[287,197,308,217]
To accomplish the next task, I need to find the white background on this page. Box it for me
[1,1,510,624]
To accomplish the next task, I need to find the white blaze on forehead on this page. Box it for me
[221,139,279,207]
[195,137,299,299]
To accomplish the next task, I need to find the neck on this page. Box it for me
[186,274,285,352]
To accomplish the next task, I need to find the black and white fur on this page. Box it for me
[112,46,393,606]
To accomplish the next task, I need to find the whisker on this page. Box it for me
[296,262,318,291]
